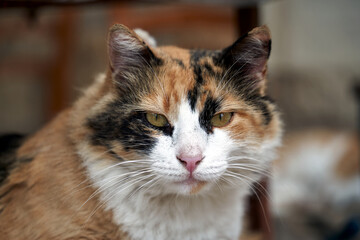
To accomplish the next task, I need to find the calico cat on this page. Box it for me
[0,24,281,240]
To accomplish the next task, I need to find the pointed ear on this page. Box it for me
[108,24,160,78]
[218,25,271,95]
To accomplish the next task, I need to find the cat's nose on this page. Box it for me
[177,153,203,174]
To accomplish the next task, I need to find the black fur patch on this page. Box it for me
[146,46,164,67]
[193,65,203,85]
[187,88,199,111]
[190,49,208,64]
[88,113,151,155]
[0,134,29,185]
[199,97,222,133]
[246,95,273,125]
[117,112,158,153]
[204,63,216,76]
[187,50,215,111]
[87,100,175,155]
[172,58,185,68]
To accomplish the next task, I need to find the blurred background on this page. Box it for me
[0,0,359,239]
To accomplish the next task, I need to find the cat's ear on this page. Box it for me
[218,25,271,95]
[107,24,160,78]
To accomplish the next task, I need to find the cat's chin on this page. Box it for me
[172,177,209,195]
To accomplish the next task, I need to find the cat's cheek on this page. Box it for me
[197,129,234,174]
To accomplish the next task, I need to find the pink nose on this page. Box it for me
[177,153,203,174]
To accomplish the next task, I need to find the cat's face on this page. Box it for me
[84,25,281,196]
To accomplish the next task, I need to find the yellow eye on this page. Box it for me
[211,112,233,128]
[146,113,169,127]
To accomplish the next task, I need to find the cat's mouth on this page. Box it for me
[176,177,207,194]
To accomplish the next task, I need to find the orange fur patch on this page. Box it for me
[190,181,207,194]
[0,111,129,239]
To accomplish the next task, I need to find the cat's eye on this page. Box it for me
[146,113,169,127]
[211,112,233,128]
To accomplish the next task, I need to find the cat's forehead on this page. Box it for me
[144,46,226,116]
[158,46,222,70]
[158,46,192,65]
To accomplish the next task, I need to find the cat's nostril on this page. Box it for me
[176,154,203,174]
[178,159,187,167]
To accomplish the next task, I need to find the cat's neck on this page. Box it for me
[114,189,246,240]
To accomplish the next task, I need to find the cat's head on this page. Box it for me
[76,24,282,196]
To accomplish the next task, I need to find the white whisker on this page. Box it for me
[223,172,271,232]
[82,174,154,227]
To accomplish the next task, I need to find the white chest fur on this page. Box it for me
[82,154,248,240]
[114,190,245,240]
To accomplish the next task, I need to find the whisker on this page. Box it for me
[227,156,266,164]
[77,168,153,212]
[128,175,160,199]
[227,165,273,179]
[82,174,154,227]
[56,160,153,203]
[223,172,271,232]
[226,170,272,199]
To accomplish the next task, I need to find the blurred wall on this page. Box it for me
[261,0,360,131]
[0,0,359,134]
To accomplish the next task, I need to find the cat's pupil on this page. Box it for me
[219,113,224,120]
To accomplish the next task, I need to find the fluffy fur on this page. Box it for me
[0,24,281,239]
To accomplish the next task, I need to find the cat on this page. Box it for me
[271,129,360,240]
[0,24,282,240]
